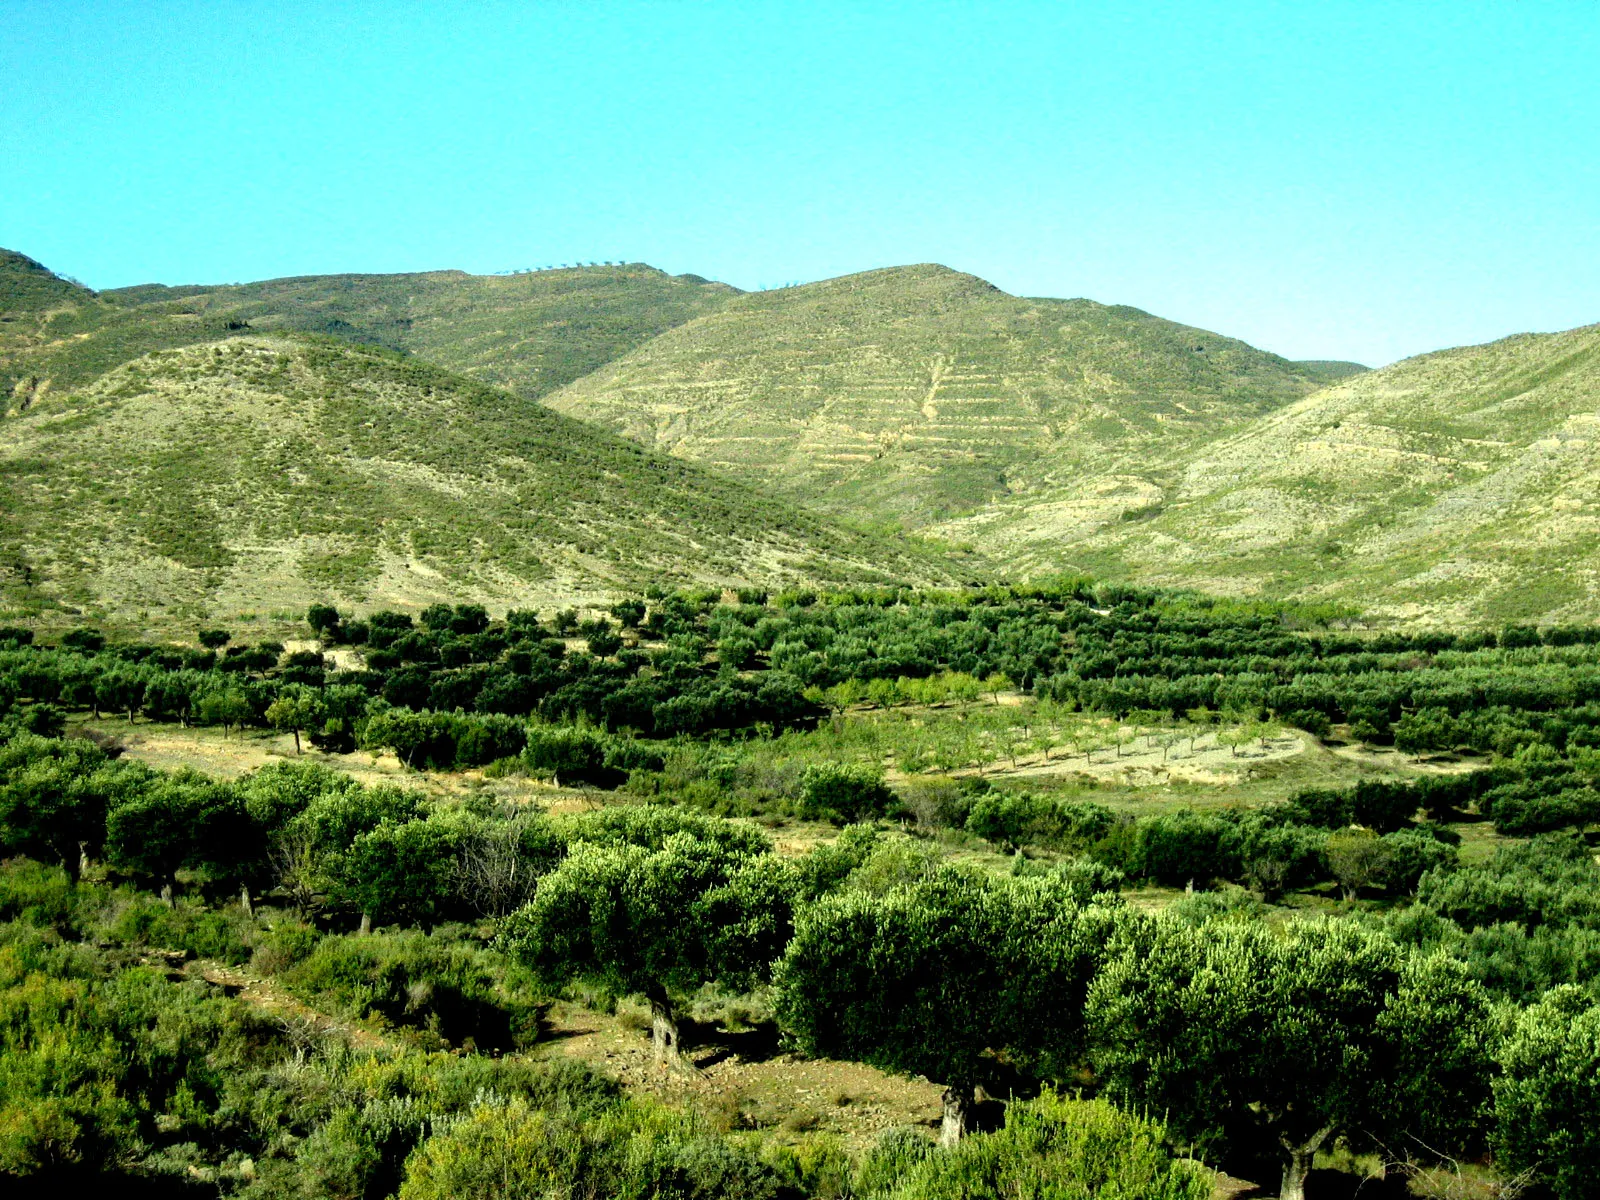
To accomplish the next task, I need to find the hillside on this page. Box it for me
[0,248,95,313]
[542,264,1350,527]
[951,322,1600,623]
[104,263,739,398]
[0,336,948,626]
[2,253,737,414]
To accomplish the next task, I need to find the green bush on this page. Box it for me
[0,857,81,929]
[97,893,255,964]
[862,1091,1210,1199]
[281,928,536,1051]
[398,1094,784,1200]
[798,763,897,823]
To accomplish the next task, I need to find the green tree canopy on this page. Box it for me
[1087,917,1494,1200]
[501,827,792,1070]
[1493,985,1600,1200]
[775,868,1123,1144]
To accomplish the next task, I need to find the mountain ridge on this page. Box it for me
[12,244,1600,625]
[541,262,1350,528]
[946,321,1600,622]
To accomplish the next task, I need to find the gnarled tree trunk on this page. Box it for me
[647,989,695,1074]
[1279,1125,1334,1200]
[940,1083,975,1147]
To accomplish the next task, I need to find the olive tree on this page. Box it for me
[104,769,250,899]
[0,734,143,879]
[1087,917,1494,1200]
[1493,985,1600,1200]
[334,816,463,931]
[775,869,1122,1145]
[273,781,422,918]
[1325,828,1391,901]
[266,683,327,754]
[501,824,792,1072]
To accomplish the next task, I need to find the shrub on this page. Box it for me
[861,1091,1210,1200]
[98,893,256,964]
[0,857,81,928]
[797,763,897,823]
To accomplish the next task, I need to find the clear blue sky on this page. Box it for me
[4,1,1596,365]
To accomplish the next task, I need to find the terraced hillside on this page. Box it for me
[954,322,1600,623]
[543,264,1354,526]
[0,336,948,627]
[2,254,736,414]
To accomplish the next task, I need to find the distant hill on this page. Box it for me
[14,244,1600,626]
[542,264,1345,527]
[0,336,951,626]
[0,249,95,313]
[3,258,737,413]
[103,263,739,398]
[949,322,1600,624]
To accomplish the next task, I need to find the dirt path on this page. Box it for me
[188,959,395,1051]
[535,999,944,1149]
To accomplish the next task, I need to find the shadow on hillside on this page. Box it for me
[685,1018,784,1068]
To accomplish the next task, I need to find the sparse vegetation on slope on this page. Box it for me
[543,264,1348,527]
[2,253,735,416]
[104,262,739,399]
[0,337,947,625]
[1000,322,1600,623]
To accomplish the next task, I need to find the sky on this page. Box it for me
[3,1,1597,366]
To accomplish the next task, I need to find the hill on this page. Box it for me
[541,264,1352,527]
[103,263,739,398]
[3,256,737,415]
[0,248,95,313]
[949,322,1600,623]
[0,336,949,627]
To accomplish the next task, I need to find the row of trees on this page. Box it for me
[12,583,1600,757]
[499,826,1555,1200]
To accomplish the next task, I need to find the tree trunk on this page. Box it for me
[359,911,372,935]
[940,1084,975,1147]
[1280,1148,1314,1200]
[647,991,694,1074]
[293,728,302,754]
[1279,1126,1333,1200]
